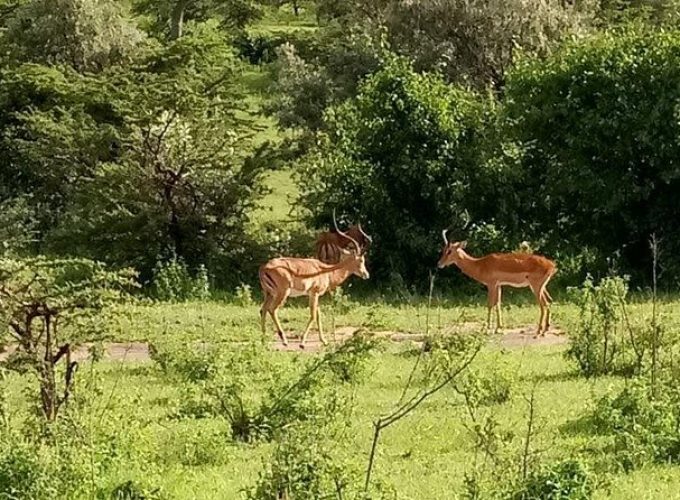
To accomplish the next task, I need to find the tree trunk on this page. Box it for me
[170,0,190,40]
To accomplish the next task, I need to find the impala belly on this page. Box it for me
[289,276,325,297]
[497,272,532,288]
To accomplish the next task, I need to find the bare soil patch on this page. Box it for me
[0,324,567,361]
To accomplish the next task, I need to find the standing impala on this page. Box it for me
[259,218,370,348]
[437,231,557,337]
[315,223,372,264]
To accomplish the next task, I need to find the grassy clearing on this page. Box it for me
[6,297,680,497]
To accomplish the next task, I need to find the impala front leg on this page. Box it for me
[300,293,320,348]
[487,284,500,332]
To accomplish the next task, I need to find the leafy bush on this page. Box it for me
[298,55,498,287]
[109,480,164,500]
[248,423,370,500]
[510,460,594,500]
[234,283,255,306]
[149,258,210,302]
[457,367,513,406]
[504,28,680,284]
[157,336,378,442]
[0,439,55,499]
[149,340,221,382]
[591,379,680,471]
[565,275,646,377]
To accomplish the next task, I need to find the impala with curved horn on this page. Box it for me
[315,216,372,264]
[437,229,557,337]
[259,213,370,347]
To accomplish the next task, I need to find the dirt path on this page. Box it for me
[0,324,567,362]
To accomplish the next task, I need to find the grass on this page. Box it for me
[5,296,680,498]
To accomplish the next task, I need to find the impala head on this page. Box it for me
[437,229,468,269]
[339,247,370,279]
[334,210,370,279]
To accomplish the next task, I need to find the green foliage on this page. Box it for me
[457,366,513,407]
[0,256,137,420]
[157,336,378,442]
[565,275,649,377]
[150,258,210,301]
[504,29,680,284]
[248,423,379,500]
[510,460,594,500]
[2,0,146,71]
[591,379,680,471]
[109,480,164,500]
[234,283,255,306]
[0,438,55,499]
[298,56,496,286]
[0,196,36,256]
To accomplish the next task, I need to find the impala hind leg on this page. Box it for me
[260,293,271,334]
[530,283,548,338]
[496,285,504,330]
[269,291,290,346]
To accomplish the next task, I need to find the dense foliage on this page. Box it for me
[503,29,680,285]
[299,57,497,285]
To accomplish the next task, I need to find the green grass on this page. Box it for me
[6,298,680,498]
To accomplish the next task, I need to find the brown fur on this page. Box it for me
[438,241,557,336]
[315,225,371,264]
[259,251,369,347]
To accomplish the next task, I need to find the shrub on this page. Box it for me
[157,336,378,442]
[109,480,164,500]
[0,439,54,499]
[457,367,513,406]
[591,379,680,471]
[510,460,594,500]
[149,340,222,382]
[297,55,497,287]
[149,257,210,302]
[234,283,255,306]
[504,28,680,284]
[565,275,644,377]
[247,424,355,500]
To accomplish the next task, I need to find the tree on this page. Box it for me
[1,0,145,72]
[298,57,497,286]
[134,0,263,39]
[502,28,680,284]
[47,28,269,284]
[0,257,137,421]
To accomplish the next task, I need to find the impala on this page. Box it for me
[315,223,372,264]
[437,231,557,337]
[259,219,369,348]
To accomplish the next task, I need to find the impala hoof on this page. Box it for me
[299,343,305,350]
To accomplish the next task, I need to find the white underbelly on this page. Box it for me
[499,280,529,288]
[289,288,310,297]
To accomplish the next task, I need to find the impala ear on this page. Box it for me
[460,240,468,249]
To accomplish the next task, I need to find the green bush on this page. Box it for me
[158,336,378,442]
[510,460,594,500]
[591,379,680,471]
[298,55,498,287]
[457,367,513,406]
[149,258,210,302]
[0,439,54,499]
[565,275,647,377]
[504,28,680,284]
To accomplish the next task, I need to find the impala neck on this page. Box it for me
[328,265,353,289]
[452,250,487,283]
